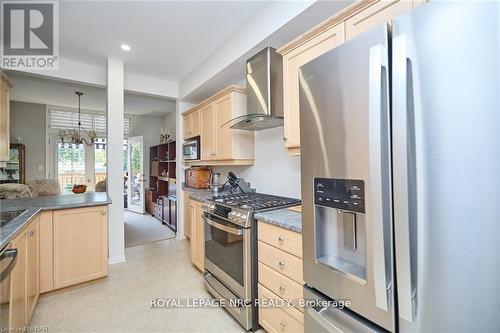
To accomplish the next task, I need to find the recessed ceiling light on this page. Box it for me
[121,44,131,51]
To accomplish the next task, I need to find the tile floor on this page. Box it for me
[31,239,246,333]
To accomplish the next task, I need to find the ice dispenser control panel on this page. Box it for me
[314,178,365,214]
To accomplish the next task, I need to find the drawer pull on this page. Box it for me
[278,261,285,270]
[279,285,285,294]
[280,320,287,330]
[278,236,285,243]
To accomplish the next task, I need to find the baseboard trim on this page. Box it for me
[108,255,126,265]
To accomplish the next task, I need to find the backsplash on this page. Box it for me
[212,127,301,199]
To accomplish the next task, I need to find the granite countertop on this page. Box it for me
[1,192,112,250]
[255,208,302,233]
[183,185,233,203]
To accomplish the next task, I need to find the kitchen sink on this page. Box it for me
[0,210,27,227]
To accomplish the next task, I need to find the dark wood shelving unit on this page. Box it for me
[146,141,177,232]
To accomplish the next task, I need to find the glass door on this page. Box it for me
[56,142,86,193]
[127,136,144,213]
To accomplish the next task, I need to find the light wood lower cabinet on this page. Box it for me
[184,191,192,239]
[53,206,108,289]
[9,230,27,329]
[26,219,39,323]
[258,284,304,333]
[39,211,54,293]
[9,215,39,329]
[257,221,303,332]
[190,200,204,271]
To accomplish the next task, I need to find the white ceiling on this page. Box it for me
[59,1,269,81]
[183,0,353,103]
[7,72,176,117]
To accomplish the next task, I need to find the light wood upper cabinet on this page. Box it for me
[190,200,204,271]
[9,215,39,329]
[183,109,200,140]
[184,86,255,166]
[345,0,418,40]
[53,206,108,289]
[214,94,234,160]
[278,0,425,155]
[280,23,345,156]
[0,72,13,162]
[200,103,215,160]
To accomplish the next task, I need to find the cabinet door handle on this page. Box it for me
[278,261,285,270]
[280,320,287,330]
[278,236,285,243]
[102,210,107,215]
[279,285,285,295]
[283,137,288,141]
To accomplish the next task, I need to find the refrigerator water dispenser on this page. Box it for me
[313,178,367,284]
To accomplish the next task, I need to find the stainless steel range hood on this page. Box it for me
[224,47,283,131]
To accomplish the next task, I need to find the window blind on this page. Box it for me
[49,108,131,137]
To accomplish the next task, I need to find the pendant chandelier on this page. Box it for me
[58,91,97,145]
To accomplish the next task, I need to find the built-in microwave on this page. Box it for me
[182,137,200,160]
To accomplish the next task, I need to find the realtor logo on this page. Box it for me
[1,1,59,70]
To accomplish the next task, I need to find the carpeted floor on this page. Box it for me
[124,211,176,248]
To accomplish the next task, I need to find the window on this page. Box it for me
[48,106,132,191]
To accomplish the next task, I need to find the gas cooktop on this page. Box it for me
[211,192,301,211]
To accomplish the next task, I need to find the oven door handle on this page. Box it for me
[0,249,18,283]
[203,216,243,235]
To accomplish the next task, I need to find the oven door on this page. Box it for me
[203,213,250,299]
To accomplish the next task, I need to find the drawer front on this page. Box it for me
[258,262,303,311]
[258,284,304,333]
[258,221,302,258]
[258,241,303,284]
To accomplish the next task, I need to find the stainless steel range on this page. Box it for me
[202,192,300,331]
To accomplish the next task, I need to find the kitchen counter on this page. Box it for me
[1,192,111,249]
[255,208,302,233]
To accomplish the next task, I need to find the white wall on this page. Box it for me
[106,59,125,264]
[9,101,47,181]
[176,101,194,240]
[163,111,176,140]
[212,127,301,198]
[130,114,165,187]
[22,57,179,99]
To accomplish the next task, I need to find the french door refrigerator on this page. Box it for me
[299,2,500,332]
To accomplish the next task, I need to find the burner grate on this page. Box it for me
[213,193,300,211]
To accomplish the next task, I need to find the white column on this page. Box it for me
[175,101,193,241]
[107,58,125,264]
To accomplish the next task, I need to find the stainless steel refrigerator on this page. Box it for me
[299,2,500,332]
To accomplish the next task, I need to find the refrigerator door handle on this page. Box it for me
[392,33,415,323]
[368,43,391,312]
